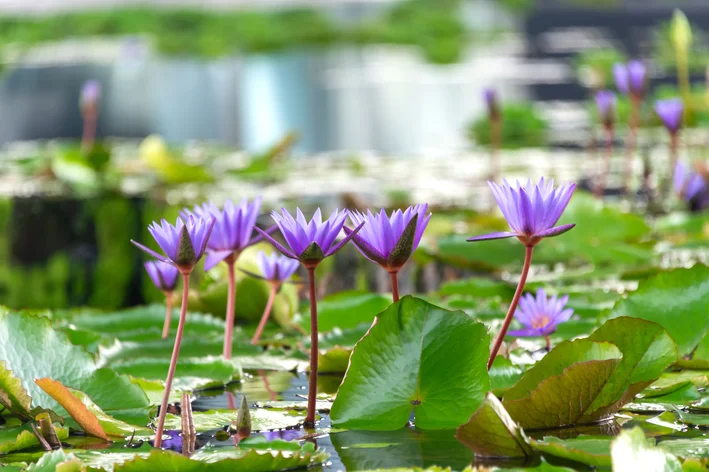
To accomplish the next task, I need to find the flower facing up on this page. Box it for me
[256,251,300,283]
[484,88,500,120]
[467,178,576,247]
[347,204,431,273]
[145,260,179,292]
[674,161,707,201]
[613,61,646,98]
[256,208,363,268]
[595,90,616,128]
[131,216,215,272]
[182,198,263,271]
[655,99,685,135]
[507,288,573,337]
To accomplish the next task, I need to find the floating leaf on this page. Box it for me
[489,356,524,397]
[331,296,489,430]
[502,339,622,429]
[301,291,391,333]
[112,356,241,390]
[456,393,532,458]
[316,346,352,374]
[607,265,709,357]
[26,449,80,472]
[0,423,68,454]
[530,436,612,468]
[35,378,109,440]
[611,427,682,471]
[162,408,305,432]
[0,361,32,418]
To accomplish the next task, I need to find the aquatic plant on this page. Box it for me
[256,208,362,427]
[614,60,646,193]
[484,88,502,182]
[144,260,179,339]
[182,198,268,359]
[250,251,300,345]
[346,205,431,301]
[130,215,216,448]
[670,9,693,101]
[593,90,616,198]
[467,178,575,369]
[79,80,101,152]
[507,287,573,350]
[656,98,685,193]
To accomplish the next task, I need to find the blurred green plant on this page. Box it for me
[574,48,626,90]
[654,16,709,74]
[469,103,549,149]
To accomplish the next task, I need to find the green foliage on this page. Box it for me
[574,48,626,89]
[469,103,549,149]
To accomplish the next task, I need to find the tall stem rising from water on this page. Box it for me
[154,272,190,448]
[389,271,400,303]
[161,291,174,340]
[305,267,318,427]
[487,245,534,370]
[251,284,278,345]
[223,260,236,359]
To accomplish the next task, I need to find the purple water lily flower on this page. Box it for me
[507,288,573,338]
[613,61,646,97]
[655,99,684,135]
[467,178,576,247]
[145,260,179,292]
[484,88,500,120]
[80,80,101,109]
[255,208,362,268]
[674,161,707,201]
[257,251,300,282]
[182,198,264,272]
[595,90,616,128]
[131,216,215,272]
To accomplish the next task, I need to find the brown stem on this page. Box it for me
[594,126,614,198]
[161,291,173,340]
[81,108,97,152]
[624,95,640,195]
[487,245,534,370]
[223,261,236,359]
[305,267,318,428]
[251,284,278,345]
[670,132,680,185]
[154,272,190,448]
[545,335,551,351]
[389,271,400,302]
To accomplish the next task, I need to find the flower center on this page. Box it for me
[532,315,551,330]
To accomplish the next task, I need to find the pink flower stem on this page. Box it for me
[81,108,97,152]
[305,267,318,428]
[488,245,534,370]
[161,290,174,340]
[389,271,400,302]
[251,283,279,345]
[223,259,236,359]
[154,272,190,448]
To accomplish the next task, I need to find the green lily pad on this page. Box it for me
[489,356,524,397]
[0,361,32,418]
[455,392,532,458]
[607,265,709,357]
[439,277,515,299]
[530,436,612,468]
[611,427,682,471]
[317,346,352,374]
[301,291,391,333]
[162,407,305,432]
[660,438,709,459]
[0,423,69,454]
[330,296,489,430]
[112,356,241,390]
[502,339,622,429]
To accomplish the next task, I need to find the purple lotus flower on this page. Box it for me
[80,80,101,109]
[507,288,573,337]
[257,251,300,282]
[467,178,576,247]
[484,88,500,120]
[346,205,431,272]
[145,260,179,292]
[674,161,707,201]
[613,61,646,97]
[255,208,362,268]
[182,198,263,271]
[131,216,215,272]
[595,90,616,128]
[655,99,684,135]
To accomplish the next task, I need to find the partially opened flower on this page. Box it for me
[468,178,576,247]
[674,161,707,201]
[613,61,646,98]
[145,261,179,340]
[468,178,575,370]
[131,216,215,272]
[347,204,431,301]
[80,80,101,111]
[484,88,500,121]
[256,208,363,428]
[250,251,300,345]
[655,99,684,135]
[507,288,573,349]
[595,90,616,129]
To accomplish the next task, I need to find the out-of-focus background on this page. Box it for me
[0,0,705,314]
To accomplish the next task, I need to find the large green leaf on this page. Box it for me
[330,296,489,430]
[162,407,305,432]
[489,356,524,397]
[0,361,32,417]
[0,423,69,454]
[607,265,709,357]
[502,339,622,429]
[455,393,532,458]
[611,427,682,471]
[112,356,241,390]
[530,436,612,468]
[585,317,677,418]
[301,291,391,333]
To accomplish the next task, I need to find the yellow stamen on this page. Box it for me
[532,316,550,329]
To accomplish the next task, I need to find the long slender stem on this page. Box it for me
[487,245,534,370]
[161,291,174,340]
[154,272,190,448]
[389,271,400,302]
[81,109,97,152]
[594,126,614,198]
[670,132,680,184]
[624,95,640,195]
[223,261,236,359]
[251,285,278,345]
[305,267,318,428]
